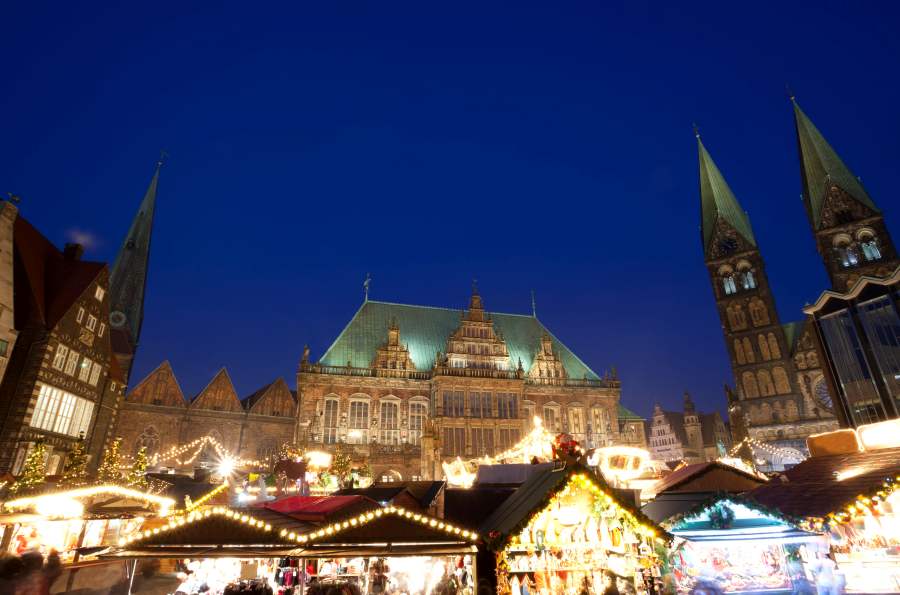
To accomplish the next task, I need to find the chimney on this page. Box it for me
[63,243,84,261]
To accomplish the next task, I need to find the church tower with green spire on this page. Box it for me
[699,136,823,452]
[109,161,161,384]
[793,99,897,290]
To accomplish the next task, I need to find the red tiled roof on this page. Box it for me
[261,495,379,521]
[748,447,900,519]
[13,215,104,329]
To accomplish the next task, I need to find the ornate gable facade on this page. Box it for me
[297,290,646,483]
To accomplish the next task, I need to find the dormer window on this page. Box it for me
[95,286,105,301]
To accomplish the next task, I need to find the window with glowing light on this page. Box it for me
[380,400,400,444]
[347,400,369,444]
[408,400,427,445]
[322,398,339,444]
[30,383,94,437]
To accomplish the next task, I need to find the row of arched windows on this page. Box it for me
[833,230,883,269]
[733,333,782,364]
[719,261,757,296]
[726,298,770,332]
[741,367,791,398]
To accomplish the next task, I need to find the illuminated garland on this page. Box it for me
[119,504,479,548]
[150,435,265,468]
[4,485,176,517]
[486,467,668,550]
[728,437,802,462]
[186,482,229,511]
[803,474,900,532]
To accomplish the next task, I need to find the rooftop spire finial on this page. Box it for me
[363,273,371,302]
[472,278,479,295]
[785,83,796,102]
[531,289,537,317]
[692,122,701,140]
[158,149,169,168]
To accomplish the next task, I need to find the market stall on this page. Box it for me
[479,463,667,595]
[0,485,175,564]
[105,498,480,595]
[750,420,900,593]
[662,496,827,594]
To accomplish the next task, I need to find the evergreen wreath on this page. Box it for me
[708,503,736,529]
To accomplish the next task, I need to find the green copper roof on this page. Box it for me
[781,320,804,355]
[110,162,160,347]
[793,100,877,230]
[617,403,643,421]
[698,138,756,252]
[320,300,600,380]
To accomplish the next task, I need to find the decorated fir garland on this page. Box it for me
[707,503,736,529]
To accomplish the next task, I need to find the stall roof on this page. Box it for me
[474,463,555,486]
[105,503,480,560]
[650,461,767,496]
[336,481,445,510]
[642,492,718,525]
[478,463,666,545]
[259,495,378,521]
[748,446,900,519]
[444,486,516,528]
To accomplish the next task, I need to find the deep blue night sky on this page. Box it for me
[4,2,899,418]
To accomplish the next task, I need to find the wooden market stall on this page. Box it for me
[660,495,827,594]
[478,462,668,595]
[749,421,900,594]
[104,498,480,595]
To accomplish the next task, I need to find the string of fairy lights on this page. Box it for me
[145,435,267,468]
[804,473,900,532]
[728,436,801,462]
[119,505,479,548]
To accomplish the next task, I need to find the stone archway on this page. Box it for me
[377,469,403,483]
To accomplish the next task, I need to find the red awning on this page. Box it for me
[260,495,378,521]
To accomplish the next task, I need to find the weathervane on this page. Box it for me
[363,273,371,302]
[158,149,169,168]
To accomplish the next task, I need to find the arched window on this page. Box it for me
[861,240,882,261]
[408,399,428,445]
[760,403,773,423]
[256,438,279,463]
[136,426,161,458]
[322,397,339,444]
[380,399,400,445]
[758,334,771,361]
[772,367,791,394]
[347,397,370,444]
[734,340,746,365]
[543,403,561,432]
[742,371,759,399]
[767,333,781,359]
[742,271,756,290]
[727,305,748,331]
[749,298,770,326]
[757,370,775,397]
[723,275,737,295]
[785,400,800,422]
[742,337,755,363]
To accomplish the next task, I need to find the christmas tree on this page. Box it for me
[9,440,48,497]
[61,433,89,487]
[97,437,123,485]
[330,444,352,488]
[127,446,150,490]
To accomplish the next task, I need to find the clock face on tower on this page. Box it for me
[110,311,127,329]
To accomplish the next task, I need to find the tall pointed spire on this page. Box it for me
[109,160,161,382]
[698,136,756,254]
[792,99,878,230]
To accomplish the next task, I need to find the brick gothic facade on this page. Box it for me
[116,362,296,466]
[296,291,646,482]
[699,101,900,453]
[0,215,125,475]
